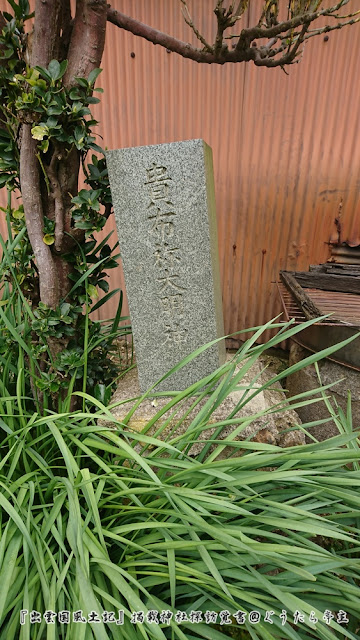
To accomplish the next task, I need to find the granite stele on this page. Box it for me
[106,139,226,392]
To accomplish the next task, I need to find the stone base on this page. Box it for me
[287,342,360,441]
[104,353,304,459]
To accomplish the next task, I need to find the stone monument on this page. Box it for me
[106,139,226,392]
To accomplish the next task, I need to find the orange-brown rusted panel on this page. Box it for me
[0,0,359,345]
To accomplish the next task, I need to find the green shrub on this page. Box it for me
[0,317,359,639]
[0,208,131,412]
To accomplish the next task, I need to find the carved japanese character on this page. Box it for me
[160,294,184,318]
[149,218,175,243]
[163,324,188,346]
[146,163,171,184]
[157,271,186,295]
[153,245,180,270]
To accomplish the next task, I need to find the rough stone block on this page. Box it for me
[101,352,305,459]
[106,139,226,391]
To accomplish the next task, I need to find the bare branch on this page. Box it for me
[214,1,231,56]
[180,0,213,52]
[329,10,360,19]
[253,20,310,66]
[107,7,241,63]
[106,1,359,68]
[46,145,65,253]
[233,1,250,20]
[303,15,360,40]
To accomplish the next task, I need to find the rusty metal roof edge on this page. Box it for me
[276,282,359,329]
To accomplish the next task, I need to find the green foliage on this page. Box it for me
[0,129,19,189]
[32,301,82,338]
[0,3,29,189]
[0,2,125,405]
[0,205,129,406]
[15,60,103,155]
[64,230,120,304]
[71,187,108,234]
[0,202,37,300]
[0,320,360,639]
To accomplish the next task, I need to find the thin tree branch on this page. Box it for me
[233,1,250,20]
[236,3,343,51]
[106,7,255,64]
[214,1,231,56]
[20,126,59,309]
[329,10,360,19]
[253,21,310,66]
[180,0,213,52]
[47,144,65,253]
[106,1,359,68]
[303,16,360,39]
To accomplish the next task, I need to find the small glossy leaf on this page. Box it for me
[60,303,71,316]
[31,125,48,141]
[98,280,109,293]
[87,284,98,299]
[47,106,63,115]
[35,65,52,82]
[48,59,61,80]
[89,143,104,154]
[43,234,55,245]
[69,89,81,101]
[74,77,88,88]
[88,68,102,85]
[58,59,68,78]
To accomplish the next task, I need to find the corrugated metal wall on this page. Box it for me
[1,0,359,343]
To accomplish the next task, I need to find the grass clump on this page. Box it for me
[0,315,359,639]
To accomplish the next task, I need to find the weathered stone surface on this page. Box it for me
[103,353,305,459]
[106,139,225,392]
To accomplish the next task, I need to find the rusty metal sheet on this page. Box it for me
[0,0,359,346]
[293,323,360,370]
[330,245,360,265]
[277,282,360,369]
[91,0,360,340]
[303,288,360,326]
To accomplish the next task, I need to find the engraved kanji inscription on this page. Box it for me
[145,162,188,346]
[145,163,171,184]
[149,218,175,243]
[157,271,186,295]
[153,245,180,270]
[160,294,184,318]
[163,324,188,346]
[146,162,174,211]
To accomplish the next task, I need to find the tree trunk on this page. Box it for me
[19,0,107,311]
[16,0,108,405]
